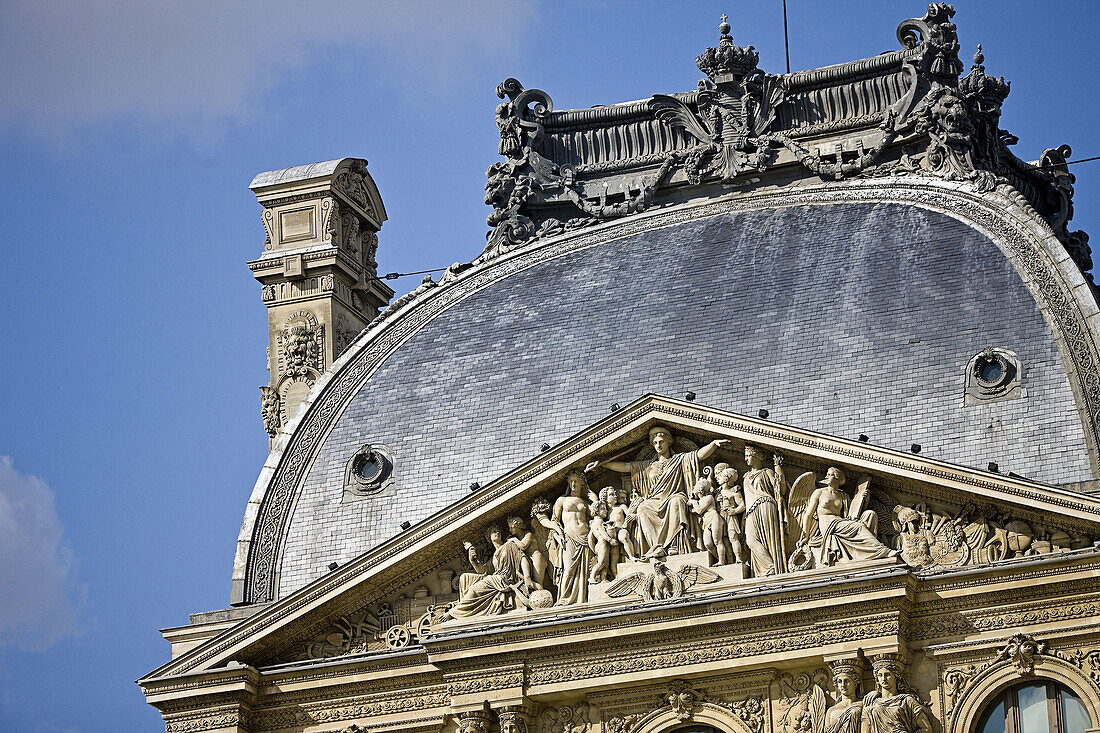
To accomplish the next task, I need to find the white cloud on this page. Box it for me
[0,457,78,650]
[0,0,533,140]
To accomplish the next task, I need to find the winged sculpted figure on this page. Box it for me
[604,547,721,602]
[787,467,898,571]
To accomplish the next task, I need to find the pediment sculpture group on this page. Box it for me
[443,426,899,621]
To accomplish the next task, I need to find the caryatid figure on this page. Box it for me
[861,654,934,733]
[824,659,866,733]
[586,425,731,556]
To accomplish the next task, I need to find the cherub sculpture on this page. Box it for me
[715,463,747,563]
[689,475,730,565]
[603,486,638,561]
[588,500,619,583]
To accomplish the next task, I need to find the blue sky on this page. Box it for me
[0,1,1097,730]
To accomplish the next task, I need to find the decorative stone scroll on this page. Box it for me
[468,7,1090,282]
[941,632,1100,727]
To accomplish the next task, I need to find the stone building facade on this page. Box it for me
[141,7,1100,733]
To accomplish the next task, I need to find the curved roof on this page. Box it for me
[232,178,1100,605]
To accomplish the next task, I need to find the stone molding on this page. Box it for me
[156,402,1100,681]
[232,174,1100,607]
[935,632,1100,732]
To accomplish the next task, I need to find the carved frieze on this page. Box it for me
[540,702,591,733]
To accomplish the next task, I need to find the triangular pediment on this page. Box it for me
[143,394,1100,681]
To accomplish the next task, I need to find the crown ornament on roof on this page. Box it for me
[959,45,1010,107]
[696,14,759,84]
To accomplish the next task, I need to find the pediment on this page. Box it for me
[145,394,1100,680]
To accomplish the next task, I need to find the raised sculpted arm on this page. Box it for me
[585,458,633,474]
[696,438,733,461]
[462,541,492,575]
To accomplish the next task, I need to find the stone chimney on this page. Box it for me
[248,158,393,444]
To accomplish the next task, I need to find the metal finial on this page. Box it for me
[719,13,731,40]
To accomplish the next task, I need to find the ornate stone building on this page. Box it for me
[140,7,1100,733]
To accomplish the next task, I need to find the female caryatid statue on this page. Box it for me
[825,659,867,733]
[861,655,934,733]
[586,426,731,556]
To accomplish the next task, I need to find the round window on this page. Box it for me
[353,450,385,483]
[979,358,1005,384]
[343,443,395,497]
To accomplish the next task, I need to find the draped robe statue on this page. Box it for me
[800,467,897,568]
[861,656,934,733]
[824,662,866,733]
[586,426,731,556]
[742,445,788,576]
[446,526,531,619]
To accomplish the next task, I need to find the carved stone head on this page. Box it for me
[649,425,673,456]
[484,525,504,546]
[819,466,846,488]
[871,653,906,695]
[565,469,587,496]
[507,516,526,537]
[830,658,865,701]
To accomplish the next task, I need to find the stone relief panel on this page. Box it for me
[774,657,935,733]
[250,417,1099,667]
[593,673,772,733]
[939,632,1100,728]
[424,425,1096,622]
[258,309,326,437]
[266,568,460,663]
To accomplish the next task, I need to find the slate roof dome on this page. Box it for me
[231,8,1100,606]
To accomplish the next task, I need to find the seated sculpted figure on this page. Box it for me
[799,467,897,568]
[586,426,731,556]
[861,655,934,733]
[443,525,535,619]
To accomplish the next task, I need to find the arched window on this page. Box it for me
[976,680,1090,733]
